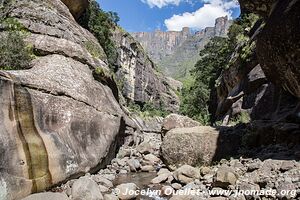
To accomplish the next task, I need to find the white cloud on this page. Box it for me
[142,0,182,8]
[164,0,239,31]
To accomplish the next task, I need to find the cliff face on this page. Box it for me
[212,0,300,138]
[132,17,232,78]
[0,1,182,197]
[112,27,181,112]
[0,1,135,199]
[131,27,190,63]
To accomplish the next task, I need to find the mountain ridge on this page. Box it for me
[131,16,232,79]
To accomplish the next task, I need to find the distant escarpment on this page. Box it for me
[211,0,300,141]
[132,17,232,78]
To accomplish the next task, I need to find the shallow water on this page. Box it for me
[114,172,169,200]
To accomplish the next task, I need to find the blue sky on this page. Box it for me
[97,0,240,32]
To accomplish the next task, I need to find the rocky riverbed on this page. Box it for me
[22,114,300,200]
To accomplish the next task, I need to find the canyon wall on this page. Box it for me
[0,0,132,199]
[211,0,300,138]
[113,27,181,112]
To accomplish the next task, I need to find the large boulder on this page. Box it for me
[161,126,242,168]
[161,114,200,136]
[116,183,138,200]
[71,177,103,200]
[0,56,125,200]
[0,0,130,199]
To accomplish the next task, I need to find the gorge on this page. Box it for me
[0,0,299,200]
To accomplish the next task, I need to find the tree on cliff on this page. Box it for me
[180,37,232,124]
[78,1,119,70]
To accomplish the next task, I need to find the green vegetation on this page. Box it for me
[128,102,170,118]
[84,41,105,59]
[179,14,260,125]
[0,18,33,70]
[78,0,119,70]
[180,37,232,124]
[229,111,251,126]
[227,13,260,69]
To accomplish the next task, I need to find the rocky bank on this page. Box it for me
[25,114,300,200]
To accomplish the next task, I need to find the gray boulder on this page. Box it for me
[161,114,200,136]
[22,192,68,200]
[72,177,103,200]
[116,183,138,200]
[173,165,200,184]
[0,0,130,199]
[213,167,238,188]
[161,126,242,168]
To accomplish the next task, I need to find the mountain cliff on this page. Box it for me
[112,27,180,112]
[131,16,232,79]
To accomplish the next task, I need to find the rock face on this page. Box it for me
[161,126,242,168]
[132,27,191,63]
[112,27,180,112]
[212,0,300,129]
[61,0,89,19]
[256,0,300,99]
[238,0,276,17]
[132,17,232,78]
[0,0,133,199]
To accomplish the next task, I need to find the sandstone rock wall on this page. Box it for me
[0,0,135,199]
[112,27,180,112]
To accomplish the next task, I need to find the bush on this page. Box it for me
[229,111,251,126]
[128,101,170,118]
[0,18,32,70]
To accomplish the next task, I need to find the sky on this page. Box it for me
[97,0,240,32]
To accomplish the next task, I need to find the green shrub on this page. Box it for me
[229,111,251,126]
[128,101,170,118]
[84,41,105,59]
[0,32,33,70]
[0,17,33,70]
